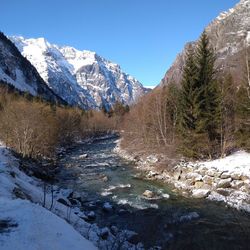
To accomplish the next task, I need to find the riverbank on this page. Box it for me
[0,140,144,250]
[114,138,250,213]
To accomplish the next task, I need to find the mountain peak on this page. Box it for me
[161,0,250,87]
[11,36,148,109]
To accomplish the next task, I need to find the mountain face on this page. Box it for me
[0,32,63,103]
[161,0,250,86]
[10,36,148,109]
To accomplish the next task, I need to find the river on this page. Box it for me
[57,135,250,249]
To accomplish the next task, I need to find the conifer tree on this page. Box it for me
[180,48,198,131]
[194,31,219,141]
[179,31,221,158]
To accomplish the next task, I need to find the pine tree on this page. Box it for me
[179,31,221,158]
[194,31,219,140]
[180,48,198,131]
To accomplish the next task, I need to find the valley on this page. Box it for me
[0,0,249,249]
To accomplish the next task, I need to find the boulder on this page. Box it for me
[68,198,78,206]
[102,202,113,212]
[231,180,245,189]
[79,153,88,159]
[216,178,232,188]
[57,198,69,206]
[146,155,159,163]
[231,172,242,180]
[220,172,231,179]
[216,188,232,196]
[206,169,221,178]
[86,211,96,221]
[12,187,30,200]
[241,175,249,181]
[102,176,109,182]
[199,168,208,176]
[162,193,170,199]
[68,191,81,200]
[118,209,129,215]
[192,189,210,199]
[110,225,119,235]
[147,170,159,178]
[194,181,204,189]
[186,173,203,182]
[142,190,155,198]
[173,171,181,181]
[203,175,214,185]
[100,227,109,240]
[179,212,199,222]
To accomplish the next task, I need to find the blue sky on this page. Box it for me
[1,0,239,87]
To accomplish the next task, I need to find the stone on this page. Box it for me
[12,187,30,200]
[146,155,159,163]
[57,198,69,206]
[100,227,109,240]
[68,191,81,200]
[188,173,203,181]
[241,175,249,181]
[231,172,242,180]
[68,198,78,206]
[173,171,181,181]
[192,189,211,199]
[216,178,232,188]
[199,169,207,176]
[142,190,155,198]
[206,169,221,178]
[118,209,129,215]
[179,212,199,222]
[110,226,119,235]
[220,172,231,179]
[203,175,214,185]
[79,153,88,159]
[231,180,245,189]
[147,170,159,178]
[185,179,195,186]
[102,176,109,182]
[202,184,213,190]
[162,193,170,199]
[194,181,204,189]
[86,211,96,221]
[216,188,232,196]
[102,202,113,212]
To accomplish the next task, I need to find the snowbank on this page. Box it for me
[0,143,97,250]
[0,198,96,250]
[201,151,250,177]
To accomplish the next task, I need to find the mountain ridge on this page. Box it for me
[11,36,148,109]
[161,0,250,86]
[0,32,64,104]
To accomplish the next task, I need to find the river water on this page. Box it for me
[57,135,250,249]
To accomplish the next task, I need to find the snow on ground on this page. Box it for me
[0,198,96,250]
[0,142,97,250]
[201,151,250,177]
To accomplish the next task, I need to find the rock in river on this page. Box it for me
[192,189,211,199]
[102,202,113,212]
[142,190,155,199]
[79,153,88,159]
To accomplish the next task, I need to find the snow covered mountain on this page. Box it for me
[161,0,250,86]
[11,36,148,109]
[0,32,63,103]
